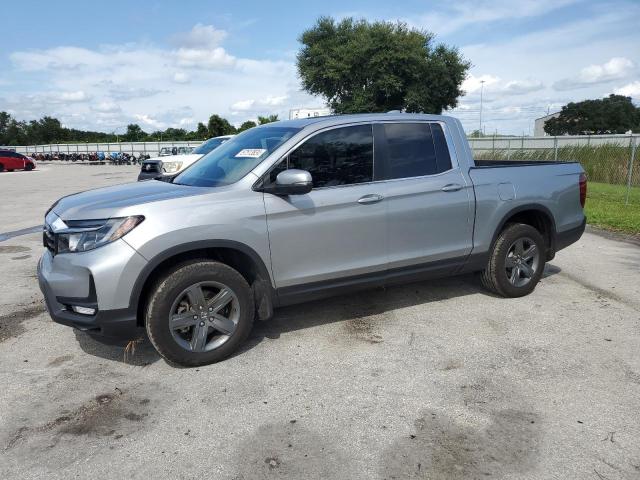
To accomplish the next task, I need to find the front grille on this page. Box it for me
[43,225,55,254]
[141,162,161,173]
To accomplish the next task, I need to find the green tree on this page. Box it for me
[297,17,470,114]
[0,111,12,142]
[238,120,258,132]
[545,95,640,135]
[124,124,146,141]
[257,115,279,125]
[207,114,235,137]
[162,127,188,141]
[195,122,209,139]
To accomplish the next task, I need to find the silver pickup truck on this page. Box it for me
[38,113,586,366]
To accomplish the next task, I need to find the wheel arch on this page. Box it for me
[131,240,273,327]
[491,204,557,260]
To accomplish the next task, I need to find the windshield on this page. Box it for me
[192,137,228,155]
[173,126,300,187]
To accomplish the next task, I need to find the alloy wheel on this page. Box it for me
[168,281,240,352]
[505,237,540,288]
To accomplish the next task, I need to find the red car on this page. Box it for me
[0,150,37,172]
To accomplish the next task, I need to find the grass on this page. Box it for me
[475,143,639,186]
[585,182,640,235]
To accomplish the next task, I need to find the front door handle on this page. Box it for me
[357,194,384,205]
[441,183,463,192]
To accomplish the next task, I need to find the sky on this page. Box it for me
[1,0,638,136]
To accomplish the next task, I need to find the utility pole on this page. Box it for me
[479,80,485,134]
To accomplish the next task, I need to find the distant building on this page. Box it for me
[289,108,332,120]
[534,112,560,136]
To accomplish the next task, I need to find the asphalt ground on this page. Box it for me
[1,163,639,479]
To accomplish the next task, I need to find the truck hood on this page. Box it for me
[51,180,203,220]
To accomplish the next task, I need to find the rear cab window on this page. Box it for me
[375,122,453,180]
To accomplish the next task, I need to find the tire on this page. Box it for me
[0,164,4,172]
[480,223,546,298]
[145,260,254,366]
[25,163,34,171]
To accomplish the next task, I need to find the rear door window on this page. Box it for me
[378,122,453,180]
[431,123,453,172]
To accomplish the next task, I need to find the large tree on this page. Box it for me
[238,120,257,132]
[257,115,279,125]
[207,114,235,137]
[124,123,146,141]
[195,122,209,139]
[545,95,640,135]
[297,17,470,114]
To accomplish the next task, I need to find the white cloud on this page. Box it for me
[231,99,255,111]
[461,74,500,94]
[170,24,227,49]
[614,81,640,98]
[407,0,579,35]
[92,101,120,113]
[3,23,320,132]
[172,72,190,84]
[60,90,89,102]
[502,79,545,96]
[231,95,289,113]
[553,57,635,90]
[134,114,165,129]
[462,74,543,97]
[9,46,104,71]
[174,47,236,69]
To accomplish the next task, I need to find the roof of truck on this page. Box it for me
[264,112,452,129]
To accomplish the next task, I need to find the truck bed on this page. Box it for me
[473,159,573,168]
[467,160,585,256]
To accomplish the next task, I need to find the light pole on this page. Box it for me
[111,125,127,143]
[479,80,485,135]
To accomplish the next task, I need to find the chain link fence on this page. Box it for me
[1,141,204,159]
[471,134,639,207]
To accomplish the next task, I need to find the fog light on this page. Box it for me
[71,305,96,315]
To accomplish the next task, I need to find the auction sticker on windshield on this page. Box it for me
[235,149,266,158]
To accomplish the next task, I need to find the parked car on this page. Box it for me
[158,146,195,157]
[38,114,586,366]
[138,136,234,181]
[0,150,37,172]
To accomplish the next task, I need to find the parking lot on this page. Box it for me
[1,163,639,479]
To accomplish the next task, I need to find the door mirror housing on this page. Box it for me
[263,169,313,195]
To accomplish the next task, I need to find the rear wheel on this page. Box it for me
[481,223,545,297]
[0,164,4,172]
[145,260,254,366]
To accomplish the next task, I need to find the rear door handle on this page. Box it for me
[357,194,384,205]
[441,183,463,192]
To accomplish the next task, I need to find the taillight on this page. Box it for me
[579,173,587,208]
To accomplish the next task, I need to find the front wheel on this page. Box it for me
[145,260,254,366]
[481,223,546,298]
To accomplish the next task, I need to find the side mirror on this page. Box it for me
[270,169,313,195]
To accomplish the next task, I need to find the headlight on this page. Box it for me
[162,161,183,173]
[55,216,144,254]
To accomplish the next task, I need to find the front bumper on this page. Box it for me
[137,171,163,181]
[37,240,147,339]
